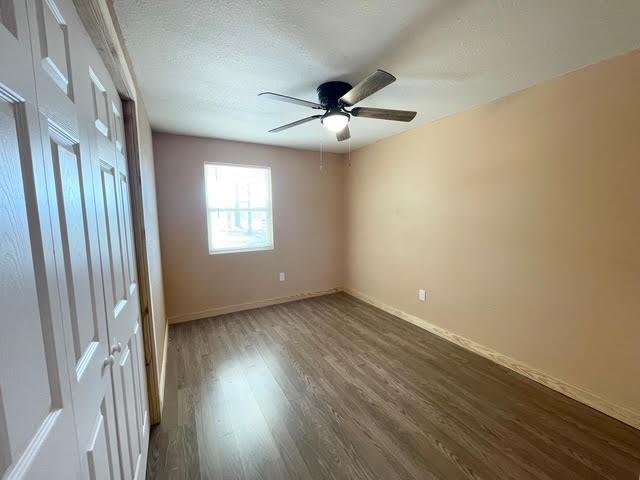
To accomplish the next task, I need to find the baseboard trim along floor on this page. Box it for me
[167,287,342,324]
[343,287,640,431]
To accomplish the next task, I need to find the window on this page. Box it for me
[204,163,274,254]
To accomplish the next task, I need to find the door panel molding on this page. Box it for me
[34,0,73,98]
[86,412,109,480]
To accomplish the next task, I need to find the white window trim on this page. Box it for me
[204,162,275,255]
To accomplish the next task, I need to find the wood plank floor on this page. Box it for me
[147,293,640,479]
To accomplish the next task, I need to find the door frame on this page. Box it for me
[73,0,164,425]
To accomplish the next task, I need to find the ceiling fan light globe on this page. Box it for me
[322,112,350,132]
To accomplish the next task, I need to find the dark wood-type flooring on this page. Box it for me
[147,293,640,479]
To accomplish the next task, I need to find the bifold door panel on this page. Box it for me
[0,1,149,478]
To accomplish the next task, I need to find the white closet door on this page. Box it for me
[1,0,149,478]
[73,4,149,479]
[104,96,150,480]
[22,0,127,477]
[86,54,149,480]
[0,0,81,478]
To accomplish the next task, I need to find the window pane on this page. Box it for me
[205,163,273,253]
[205,164,270,209]
[209,210,272,252]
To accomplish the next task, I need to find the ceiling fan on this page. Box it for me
[259,70,417,142]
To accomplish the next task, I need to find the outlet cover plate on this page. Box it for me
[418,289,426,302]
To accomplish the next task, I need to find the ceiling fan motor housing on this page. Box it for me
[317,81,352,109]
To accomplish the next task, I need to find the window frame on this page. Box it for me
[204,162,275,255]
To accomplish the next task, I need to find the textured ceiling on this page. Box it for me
[114,0,640,153]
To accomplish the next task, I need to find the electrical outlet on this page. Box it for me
[279,272,286,282]
[418,289,426,302]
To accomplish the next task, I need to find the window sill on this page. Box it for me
[208,245,274,255]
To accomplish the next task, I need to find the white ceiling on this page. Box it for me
[114,0,640,153]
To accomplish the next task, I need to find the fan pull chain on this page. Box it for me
[319,136,325,174]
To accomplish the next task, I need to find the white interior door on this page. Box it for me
[89,62,150,480]
[22,0,126,477]
[1,0,149,478]
[0,1,82,478]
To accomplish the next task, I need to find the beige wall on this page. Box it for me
[344,51,640,418]
[153,133,344,322]
[136,105,167,378]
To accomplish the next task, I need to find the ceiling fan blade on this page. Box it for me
[259,92,323,109]
[336,125,351,142]
[339,70,396,106]
[350,107,417,122]
[268,115,322,133]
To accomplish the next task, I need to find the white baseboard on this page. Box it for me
[343,287,640,431]
[167,287,342,324]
